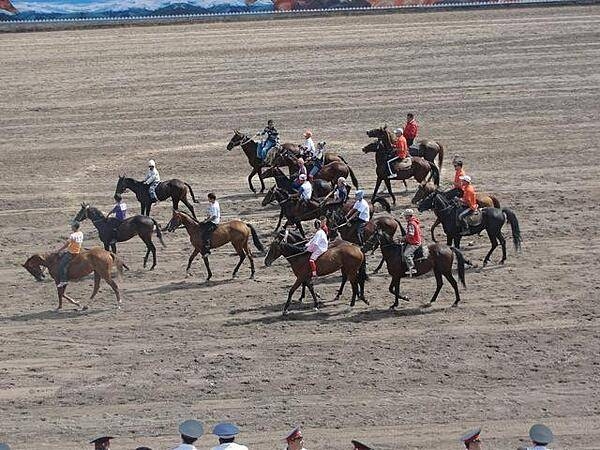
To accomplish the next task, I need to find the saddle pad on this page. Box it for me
[466,210,483,227]
[393,158,412,172]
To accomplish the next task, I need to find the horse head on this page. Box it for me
[411,181,436,205]
[361,140,380,154]
[74,202,90,222]
[115,175,127,195]
[264,232,285,267]
[227,129,246,151]
[417,191,439,213]
[23,254,46,281]
[362,228,382,253]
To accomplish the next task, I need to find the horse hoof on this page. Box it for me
[401,296,410,302]
[82,305,89,311]
[451,303,459,308]
[282,309,289,316]
[313,307,319,312]
[389,305,397,310]
[422,303,432,309]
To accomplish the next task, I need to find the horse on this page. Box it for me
[411,181,501,242]
[417,191,522,266]
[74,203,165,270]
[262,186,391,236]
[114,176,199,219]
[363,126,440,205]
[165,210,264,281]
[408,139,444,171]
[260,166,332,198]
[274,150,358,187]
[22,247,126,310]
[362,229,466,309]
[264,229,368,315]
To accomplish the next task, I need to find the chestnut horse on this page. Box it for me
[23,247,126,310]
[411,181,501,242]
[362,230,466,309]
[115,176,199,219]
[165,210,264,281]
[363,126,440,205]
[264,230,367,315]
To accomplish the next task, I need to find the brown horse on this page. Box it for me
[74,203,165,269]
[23,247,126,310]
[363,230,466,309]
[264,230,367,315]
[165,210,264,281]
[411,181,501,242]
[363,126,440,205]
[275,150,356,186]
[409,139,445,171]
[260,165,332,198]
[115,176,199,219]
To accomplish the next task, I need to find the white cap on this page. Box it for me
[299,174,307,181]
[337,177,346,184]
[355,190,364,199]
[394,127,403,135]
[148,159,156,167]
[403,209,414,216]
[459,175,471,183]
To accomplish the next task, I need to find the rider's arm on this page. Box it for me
[345,208,357,221]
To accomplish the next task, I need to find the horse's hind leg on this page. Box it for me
[181,197,197,220]
[373,256,385,274]
[483,232,499,267]
[383,178,396,205]
[426,268,444,307]
[90,272,101,300]
[144,239,157,270]
[444,272,461,307]
[498,232,507,264]
[334,273,347,303]
[105,277,122,309]
[244,243,255,279]
[232,249,246,279]
[403,180,408,192]
[306,282,320,311]
[203,256,213,282]
[431,218,440,242]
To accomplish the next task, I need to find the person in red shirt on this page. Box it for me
[457,175,478,234]
[387,127,411,178]
[445,158,466,198]
[404,113,419,147]
[401,209,422,276]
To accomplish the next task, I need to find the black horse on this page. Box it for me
[417,191,522,266]
[114,176,199,219]
[74,203,165,270]
[261,166,332,198]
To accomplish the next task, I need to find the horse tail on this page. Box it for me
[428,161,440,186]
[393,217,407,236]
[372,196,391,213]
[151,218,166,248]
[184,182,199,203]
[489,195,501,208]
[451,247,467,288]
[436,142,444,171]
[502,208,522,252]
[246,223,265,252]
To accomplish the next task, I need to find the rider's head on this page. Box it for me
[337,177,346,186]
[267,119,274,127]
[313,219,321,230]
[299,174,307,182]
[71,220,80,231]
[303,129,312,139]
[355,190,364,200]
[394,127,403,136]
[208,192,216,203]
[114,193,122,202]
[407,113,414,121]
[297,157,305,166]
[148,159,156,168]
[403,209,415,218]
[453,160,463,168]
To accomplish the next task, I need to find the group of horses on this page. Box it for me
[22,125,522,315]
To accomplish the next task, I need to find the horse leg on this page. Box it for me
[444,272,461,307]
[297,283,306,303]
[373,256,385,274]
[334,272,347,303]
[372,177,382,201]
[55,286,64,310]
[259,171,266,193]
[274,210,284,233]
[383,178,396,205]
[426,268,444,307]
[306,281,320,311]
[104,277,122,309]
[283,279,303,315]
[403,180,408,192]
[431,218,440,242]
[483,233,499,267]
[232,250,246,279]
[144,240,157,270]
[245,243,256,279]
[146,203,152,217]
[186,248,200,275]
[498,232,507,264]
[297,222,305,238]
[180,197,197,220]
[248,168,258,193]
[90,272,101,300]
[390,276,402,309]
[203,256,213,282]
[111,243,117,253]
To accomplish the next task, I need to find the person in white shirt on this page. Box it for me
[306,219,328,278]
[284,427,307,450]
[202,192,221,255]
[297,174,313,203]
[211,422,248,450]
[143,159,161,202]
[345,190,370,245]
[517,424,553,450]
[173,419,204,450]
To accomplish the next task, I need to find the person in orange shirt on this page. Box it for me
[445,158,466,199]
[403,113,419,147]
[457,175,478,234]
[55,221,84,288]
[387,127,410,179]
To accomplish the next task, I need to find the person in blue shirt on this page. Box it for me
[107,193,127,245]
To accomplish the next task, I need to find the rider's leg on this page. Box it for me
[357,220,367,246]
[404,244,417,276]
[57,252,73,287]
[387,157,399,178]
[458,208,473,233]
[203,223,217,254]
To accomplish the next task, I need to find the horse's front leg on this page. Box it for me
[284,279,303,315]
[431,217,441,242]
[274,210,284,233]
[186,248,200,275]
[383,178,396,205]
[202,255,213,282]
[372,177,382,201]
[248,168,258,193]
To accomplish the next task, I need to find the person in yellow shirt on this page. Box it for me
[56,221,84,288]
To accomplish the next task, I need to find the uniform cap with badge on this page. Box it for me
[179,419,204,439]
[213,422,240,439]
[529,424,553,445]
[285,426,303,442]
[460,428,482,447]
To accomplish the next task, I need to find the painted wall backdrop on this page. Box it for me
[0,0,517,21]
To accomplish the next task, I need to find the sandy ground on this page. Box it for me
[1,5,600,449]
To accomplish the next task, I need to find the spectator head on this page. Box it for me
[148,159,156,168]
[297,158,305,166]
[213,422,240,444]
[268,119,274,126]
[460,428,482,449]
[179,419,204,444]
[351,439,374,450]
[529,424,553,446]
[285,427,304,450]
[355,190,364,200]
[407,113,414,121]
[303,130,313,138]
[89,436,113,450]
[135,447,152,450]
[453,159,463,168]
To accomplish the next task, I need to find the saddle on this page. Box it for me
[465,209,483,227]
[412,245,429,261]
[392,157,412,172]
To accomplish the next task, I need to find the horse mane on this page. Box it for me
[381,127,395,149]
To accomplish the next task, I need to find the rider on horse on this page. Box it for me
[55,220,84,288]
[333,176,349,203]
[291,158,308,191]
[296,174,312,204]
[404,113,419,147]
[457,175,478,234]
[345,190,370,246]
[300,130,324,179]
[201,192,221,255]
[143,159,160,202]
[387,127,410,179]
[306,219,329,278]
[107,193,127,245]
[257,119,279,161]
[401,209,422,277]
[445,157,466,199]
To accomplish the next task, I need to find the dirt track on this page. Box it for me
[1,5,600,449]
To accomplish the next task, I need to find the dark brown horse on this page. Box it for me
[264,229,367,315]
[261,166,332,198]
[275,150,357,187]
[411,181,501,242]
[363,126,440,205]
[23,247,126,310]
[362,230,466,309]
[74,203,165,270]
[409,139,445,171]
[165,210,264,281]
[115,176,199,219]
